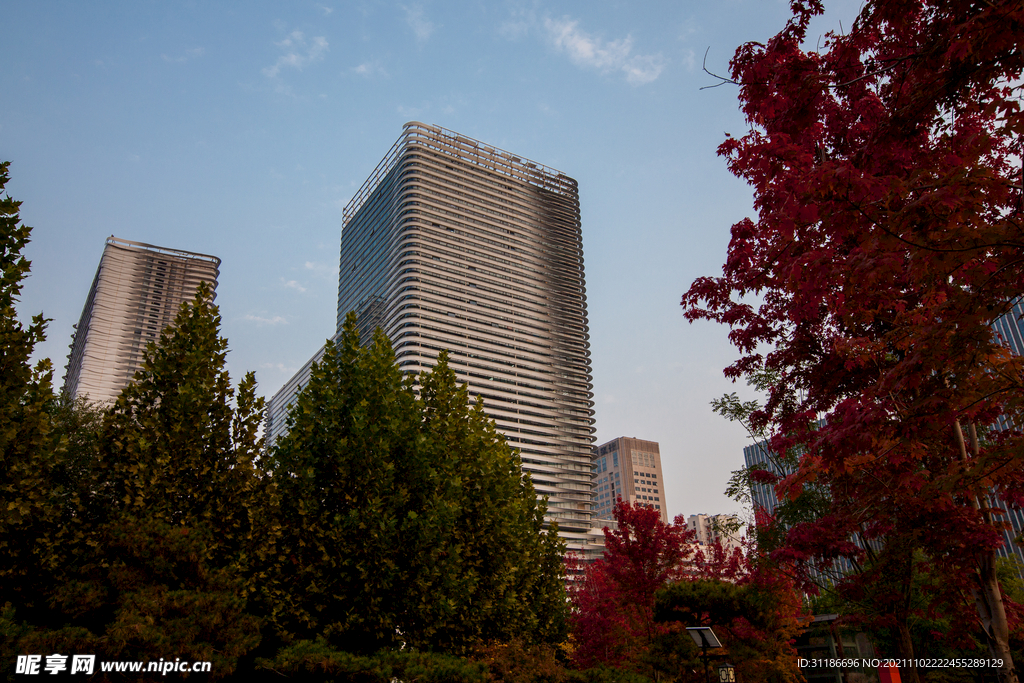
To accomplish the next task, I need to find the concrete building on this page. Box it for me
[687,513,742,553]
[267,122,598,551]
[592,436,668,523]
[62,236,220,403]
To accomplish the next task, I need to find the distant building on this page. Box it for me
[267,123,599,553]
[592,436,667,523]
[743,441,788,516]
[990,299,1024,568]
[62,236,220,403]
[687,513,742,553]
[743,440,858,579]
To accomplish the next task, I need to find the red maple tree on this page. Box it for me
[570,503,807,682]
[682,1,1023,681]
[568,502,696,672]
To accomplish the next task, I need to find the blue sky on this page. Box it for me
[2,0,862,524]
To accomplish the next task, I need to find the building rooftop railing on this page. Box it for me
[342,122,578,227]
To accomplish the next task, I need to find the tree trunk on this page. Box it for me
[974,547,1018,683]
[894,620,920,683]
[960,422,1020,683]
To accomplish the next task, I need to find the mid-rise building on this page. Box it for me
[63,236,220,403]
[687,513,742,553]
[268,123,597,550]
[591,436,668,523]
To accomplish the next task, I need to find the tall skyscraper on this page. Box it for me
[268,122,597,549]
[591,436,668,523]
[63,236,221,403]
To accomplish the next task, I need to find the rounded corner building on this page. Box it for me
[268,122,598,549]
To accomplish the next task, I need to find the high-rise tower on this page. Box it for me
[63,236,221,403]
[268,122,597,547]
[592,437,668,523]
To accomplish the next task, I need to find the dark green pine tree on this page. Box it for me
[31,284,268,677]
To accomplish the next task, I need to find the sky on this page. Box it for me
[2,0,864,526]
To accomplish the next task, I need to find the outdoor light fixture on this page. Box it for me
[686,627,723,683]
[718,662,735,683]
[686,627,723,649]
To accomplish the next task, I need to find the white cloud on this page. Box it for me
[245,314,288,326]
[317,4,333,16]
[281,278,307,293]
[263,30,329,78]
[260,362,297,373]
[304,261,335,278]
[499,5,535,41]
[162,47,204,64]
[351,60,388,78]
[397,104,424,117]
[681,48,696,72]
[543,17,665,85]
[403,4,435,43]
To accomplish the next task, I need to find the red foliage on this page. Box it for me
[568,502,696,670]
[683,0,1023,676]
[691,536,746,583]
[570,505,811,680]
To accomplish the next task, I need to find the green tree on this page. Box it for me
[98,282,268,567]
[0,161,61,615]
[263,313,567,656]
[13,285,268,679]
[263,318,426,653]
[410,351,567,651]
[24,517,261,681]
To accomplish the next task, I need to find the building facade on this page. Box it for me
[268,122,597,549]
[687,513,742,553]
[990,299,1024,568]
[63,236,221,403]
[592,436,668,523]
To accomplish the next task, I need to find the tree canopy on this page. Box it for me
[0,161,61,614]
[682,1,1023,680]
[569,502,806,683]
[262,313,567,656]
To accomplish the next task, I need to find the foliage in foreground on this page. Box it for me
[569,502,806,683]
[261,314,567,655]
[682,1,1024,680]
[260,639,655,683]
